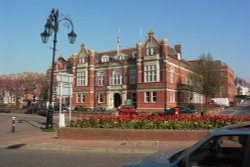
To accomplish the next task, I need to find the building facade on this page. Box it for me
[215,62,236,105]
[235,77,250,96]
[51,31,204,112]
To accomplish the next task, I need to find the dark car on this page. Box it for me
[54,103,68,111]
[122,122,250,167]
[164,106,199,115]
[118,105,139,115]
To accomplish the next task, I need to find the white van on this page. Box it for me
[210,98,229,107]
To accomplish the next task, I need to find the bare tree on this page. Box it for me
[0,73,49,104]
[0,77,6,103]
[189,53,225,104]
[3,74,26,105]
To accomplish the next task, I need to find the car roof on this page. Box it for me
[218,121,250,130]
[211,122,250,136]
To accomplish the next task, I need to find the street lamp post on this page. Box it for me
[41,9,77,129]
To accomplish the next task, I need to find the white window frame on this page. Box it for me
[145,92,150,103]
[79,56,85,64]
[132,51,137,59]
[110,70,122,85]
[144,91,157,103]
[118,54,124,60]
[146,47,156,56]
[76,93,85,103]
[144,65,157,83]
[101,55,109,63]
[77,70,88,86]
[170,91,175,103]
[98,72,104,86]
[152,91,157,102]
[98,94,103,103]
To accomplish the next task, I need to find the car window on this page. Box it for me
[186,135,247,167]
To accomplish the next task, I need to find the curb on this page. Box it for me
[0,143,157,154]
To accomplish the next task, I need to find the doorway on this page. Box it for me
[114,93,122,108]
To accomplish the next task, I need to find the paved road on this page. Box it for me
[0,149,147,167]
[220,100,250,116]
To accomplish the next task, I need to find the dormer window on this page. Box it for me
[113,54,125,61]
[101,55,109,63]
[146,47,156,56]
[118,54,124,60]
[132,51,137,59]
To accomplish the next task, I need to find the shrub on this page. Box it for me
[186,103,195,110]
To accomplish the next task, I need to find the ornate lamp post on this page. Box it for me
[41,9,77,129]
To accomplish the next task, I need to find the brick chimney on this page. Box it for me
[175,45,182,55]
[161,38,168,58]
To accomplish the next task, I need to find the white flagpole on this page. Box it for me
[117,28,120,55]
[140,26,142,42]
[59,82,62,115]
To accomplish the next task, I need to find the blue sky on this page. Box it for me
[0,0,250,82]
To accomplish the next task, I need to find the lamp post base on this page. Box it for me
[46,108,54,129]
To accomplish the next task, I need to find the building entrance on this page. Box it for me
[114,93,122,108]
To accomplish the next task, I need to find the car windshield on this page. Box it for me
[168,149,187,163]
[168,132,212,163]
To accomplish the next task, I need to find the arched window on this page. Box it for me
[101,55,109,63]
[110,70,122,85]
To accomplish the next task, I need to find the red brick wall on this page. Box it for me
[58,128,210,141]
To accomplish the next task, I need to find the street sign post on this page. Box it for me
[56,73,73,127]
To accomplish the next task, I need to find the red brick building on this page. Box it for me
[215,62,236,105]
[51,31,204,112]
[189,60,236,106]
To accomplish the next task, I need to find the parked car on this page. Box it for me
[118,105,139,115]
[122,122,250,167]
[164,106,199,115]
[54,103,67,111]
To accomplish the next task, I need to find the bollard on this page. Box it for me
[12,117,15,132]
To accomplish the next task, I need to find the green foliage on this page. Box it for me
[75,105,85,112]
[186,103,195,110]
[235,95,247,99]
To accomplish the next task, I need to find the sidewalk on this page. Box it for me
[0,113,197,154]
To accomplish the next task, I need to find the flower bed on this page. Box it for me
[58,114,250,141]
[68,114,250,130]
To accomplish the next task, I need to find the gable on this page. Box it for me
[144,31,160,48]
